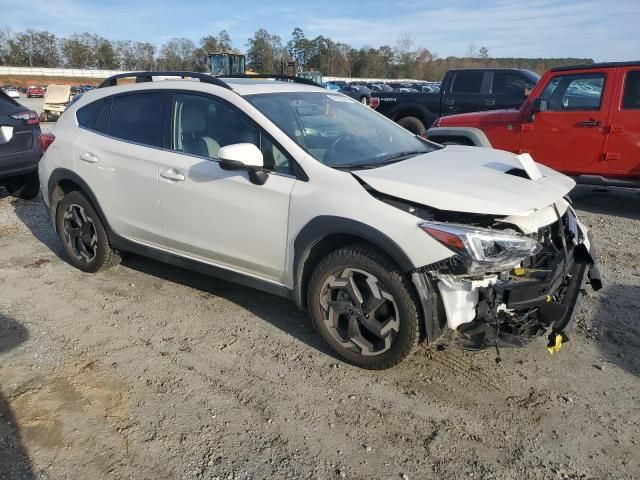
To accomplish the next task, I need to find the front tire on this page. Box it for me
[55,191,121,273]
[307,245,422,369]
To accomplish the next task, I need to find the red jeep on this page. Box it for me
[427,62,640,187]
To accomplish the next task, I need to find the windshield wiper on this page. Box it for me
[329,151,428,170]
[379,150,428,163]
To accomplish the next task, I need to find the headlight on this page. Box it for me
[420,222,542,275]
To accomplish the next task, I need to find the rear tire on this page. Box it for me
[397,116,426,136]
[307,244,422,369]
[4,172,40,200]
[55,191,121,273]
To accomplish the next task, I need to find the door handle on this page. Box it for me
[577,119,601,128]
[79,152,98,164]
[485,98,496,106]
[160,169,185,182]
[444,98,455,106]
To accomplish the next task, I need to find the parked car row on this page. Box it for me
[1,83,95,99]
[323,80,443,105]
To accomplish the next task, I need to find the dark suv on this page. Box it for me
[0,90,43,199]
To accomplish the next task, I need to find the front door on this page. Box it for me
[157,92,296,282]
[519,70,612,175]
[604,68,640,175]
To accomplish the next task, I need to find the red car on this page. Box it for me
[427,62,640,188]
[27,85,45,98]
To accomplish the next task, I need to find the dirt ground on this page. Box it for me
[0,184,639,480]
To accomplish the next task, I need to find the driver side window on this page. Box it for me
[172,93,292,175]
[539,73,605,111]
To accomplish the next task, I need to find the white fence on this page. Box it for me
[0,66,128,78]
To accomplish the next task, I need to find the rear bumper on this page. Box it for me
[0,145,41,180]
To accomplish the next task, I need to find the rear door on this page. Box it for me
[441,70,490,116]
[519,69,612,174]
[489,71,534,110]
[72,92,168,244]
[603,68,640,175]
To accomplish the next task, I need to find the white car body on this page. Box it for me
[3,88,20,98]
[38,73,600,366]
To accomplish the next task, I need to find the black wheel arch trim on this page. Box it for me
[47,168,114,237]
[293,216,416,307]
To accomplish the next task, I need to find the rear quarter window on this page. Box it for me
[76,100,103,128]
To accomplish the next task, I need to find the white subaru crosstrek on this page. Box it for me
[39,72,601,369]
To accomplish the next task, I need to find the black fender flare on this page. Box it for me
[47,168,113,236]
[292,216,416,307]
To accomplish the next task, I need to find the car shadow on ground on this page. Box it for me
[2,189,65,260]
[570,185,640,220]
[592,284,640,377]
[121,254,337,359]
[0,314,36,479]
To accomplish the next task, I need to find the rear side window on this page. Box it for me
[76,100,103,128]
[109,93,164,147]
[0,90,18,110]
[622,71,640,109]
[492,72,532,95]
[451,71,483,93]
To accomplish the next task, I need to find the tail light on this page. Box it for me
[39,133,55,152]
[10,110,39,126]
[369,97,380,109]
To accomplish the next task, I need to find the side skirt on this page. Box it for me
[109,234,294,301]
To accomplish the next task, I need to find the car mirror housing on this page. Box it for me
[218,143,268,185]
[0,125,14,145]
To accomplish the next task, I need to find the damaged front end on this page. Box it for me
[413,204,602,352]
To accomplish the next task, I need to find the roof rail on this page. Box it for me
[98,71,233,90]
[220,74,322,88]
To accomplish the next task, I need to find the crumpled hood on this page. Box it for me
[352,145,575,216]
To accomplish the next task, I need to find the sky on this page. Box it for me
[1,0,639,61]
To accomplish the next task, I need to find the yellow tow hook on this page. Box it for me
[546,333,566,354]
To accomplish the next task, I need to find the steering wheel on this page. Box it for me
[324,133,354,165]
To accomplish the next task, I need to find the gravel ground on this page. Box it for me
[0,151,639,478]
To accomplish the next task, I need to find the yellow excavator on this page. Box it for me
[207,53,322,84]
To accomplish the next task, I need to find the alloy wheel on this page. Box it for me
[319,268,399,356]
[62,203,98,263]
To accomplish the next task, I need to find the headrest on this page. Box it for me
[181,103,207,134]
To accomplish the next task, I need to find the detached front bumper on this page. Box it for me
[413,218,602,350]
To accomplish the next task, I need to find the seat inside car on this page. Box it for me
[178,101,220,158]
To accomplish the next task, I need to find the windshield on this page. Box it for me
[245,92,437,168]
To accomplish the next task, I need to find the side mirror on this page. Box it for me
[218,143,267,185]
[527,97,548,122]
[0,125,13,145]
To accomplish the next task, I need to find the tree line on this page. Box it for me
[0,26,592,80]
